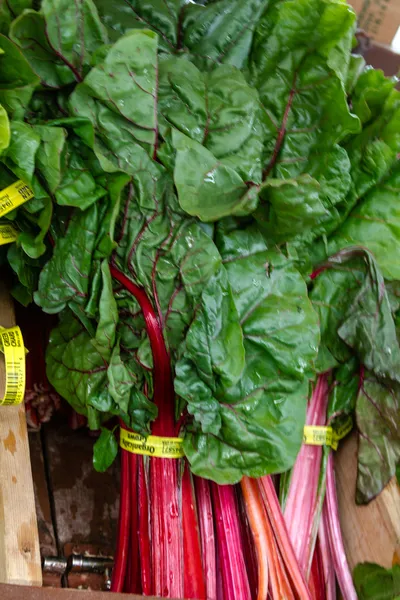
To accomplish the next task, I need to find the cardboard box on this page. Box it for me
[350,0,400,46]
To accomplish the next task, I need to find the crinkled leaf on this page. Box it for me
[35,203,100,313]
[356,374,400,504]
[328,164,400,281]
[345,54,365,95]
[181,226,319,483]
[182,0,268,70]
[93,0,267,68]
[46,309,109,415]
[158,57,262,182]
[0,34,39,119]
[107,342,134,414]
[113,173,222,354]
[69,30,160,197]
[342,70,400,215]
[54,142,107,210]
[93,260,118,354]
[7,242,45,302]
[249,0,360,243]
[9,10,76,88]
[40,0,107,82]
[179,267,245,390]
[34,125,67,192]
[175,266,245,435]
[19,196,53,259]
[328,357,359,417]
[107,340,156,431]
[172,130,259,222]
[3,121,40,183]
[255,145,352,244]
[311,249,400,379]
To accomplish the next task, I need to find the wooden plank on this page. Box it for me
[0,584,167,600]
[0,283,42,586]
[336,431,400,572]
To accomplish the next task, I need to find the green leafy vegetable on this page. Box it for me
[353,562,400,600]
[356,373,400,504]
[93,427,118,472]
[0,0,399,499]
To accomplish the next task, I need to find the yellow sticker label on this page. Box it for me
[303,417,353,451]
[120,429,185,459]
[0,223,18,245]
[0,180,34,218]
[303,425,335,448]
[0,326,28,355]
[0,326,26,406]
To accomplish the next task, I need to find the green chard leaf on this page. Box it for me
[69,30,159,183]
[311,248,400,379]
[113,173,223,356]
[0,103,10,151]
[328,163,400,281]
[93,0,267,68]
[9,10,78,88]
[0,34,39,119]
[40,0,107,83]
[353,562,400,600]
[356,373,400,504]
[159,56,263,183]
[249,0,360,244]
[172,130,260,222]
[180,224,319,483]
[0,0,33,36]
[93,427,118,472]
[311,248,400,502]
[46,308,109,415]
[35,202,101,313]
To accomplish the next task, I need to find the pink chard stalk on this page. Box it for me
[283,373,330,577]
[324,452,357,600]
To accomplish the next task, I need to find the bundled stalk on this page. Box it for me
[110,265,205,598]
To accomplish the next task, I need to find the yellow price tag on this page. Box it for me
[0,223,18,245]
[303,417,353,451]
[120,429,185,459]
[0,326,26,406]
[303,425,335,448]
[0,326,28,355]
[0,180,34,218]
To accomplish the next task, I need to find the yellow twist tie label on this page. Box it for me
[0,180,34,218]
[0,326,26,406]
[0,223,18,245]
[120,429,184,459]
[303,416,353,451]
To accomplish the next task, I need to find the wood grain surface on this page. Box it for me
[336,431,400,572]
[0,283,42,586]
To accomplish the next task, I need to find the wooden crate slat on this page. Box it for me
[0,284,42,586]
[336,432,400,571]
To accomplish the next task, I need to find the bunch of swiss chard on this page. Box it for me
[0,0,400,596]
